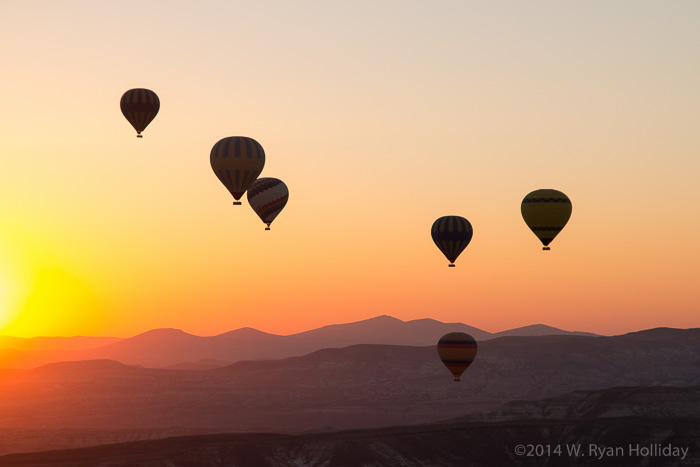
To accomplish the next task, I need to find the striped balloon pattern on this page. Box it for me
[120,89,159,137]
[431,216,473,266]
[521,189,572,250]
[210,137,266,204]
[247,178,289,229]
[437,332,478,382]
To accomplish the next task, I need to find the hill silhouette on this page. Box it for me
[0,315,598,369]
[491,323,598,338]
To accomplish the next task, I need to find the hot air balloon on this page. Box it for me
[431,216,473,267]
[210,137,266,205]
[521,189,572,250]
[437,332,478,382]
[120,89,159,137]
[247,178,289,230]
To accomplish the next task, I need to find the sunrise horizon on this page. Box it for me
[1,2,698,463]
[2,2,699,345]
[1,311,696,341]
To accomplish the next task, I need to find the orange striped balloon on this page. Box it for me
[247,178,289,230]
[120,88,159,137]
[437,332,478,382]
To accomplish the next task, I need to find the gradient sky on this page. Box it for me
[0,1,699,338]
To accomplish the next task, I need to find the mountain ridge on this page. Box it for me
[1,315,606,369]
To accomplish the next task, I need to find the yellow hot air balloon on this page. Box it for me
[521,189,572,250]
[210,137,266,205]
[120,89,159,138]
[437,332,478,382]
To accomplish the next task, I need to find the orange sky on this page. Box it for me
[0,1,699,338]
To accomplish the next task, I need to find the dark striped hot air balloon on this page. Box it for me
[431,216,473,267]
[120,88,159,137]
[210,137,266,205]
[247,178,289,230]
[437,332,478,382]
[521,189,572,250]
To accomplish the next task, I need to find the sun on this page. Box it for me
[0,285,7,326]
[0,269,19,332]
[0,233,33,334]
[0,266,105,338]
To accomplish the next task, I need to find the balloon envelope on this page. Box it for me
[437,332,478,382]
[247,178,289,229]
[120,88,159,137]
[210,137,266,204]
[521,189,572,250]
[431,216,473,266]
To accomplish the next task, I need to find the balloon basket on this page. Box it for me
[454,378,460,382]
[136,134,143,138]
[543,247,550,251]
[265,227,270,231]
[448,264,455,267]
[233,201,242,205]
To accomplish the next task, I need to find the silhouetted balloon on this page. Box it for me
[431,216,473,267]
[437,332,478,382]
[521,189,572,250]
[247,178,289,230]
[120,89,159,137]
[210,137,266,205]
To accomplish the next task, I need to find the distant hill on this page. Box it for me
[80,315,493,367]
[0,328,697,456]
[162,358,234,371]
[0,336,123,369]
[0,385,697,466]
[0,315,601,369]
[491,323,599,338]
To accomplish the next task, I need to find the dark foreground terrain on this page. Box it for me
[0,385,698,467]
[0,328,699,456]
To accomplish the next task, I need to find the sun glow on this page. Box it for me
[0,266,105,338]
[0,283,7,327]
[0,264,21,332]
[0,229,36,334]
